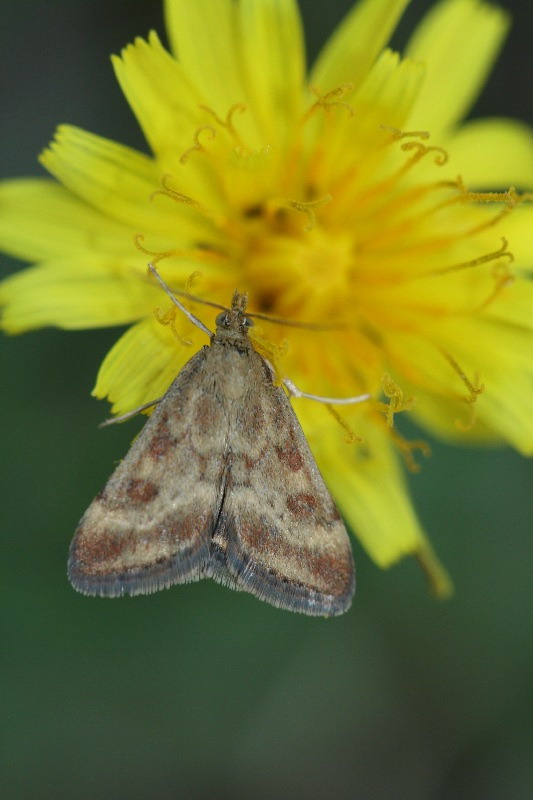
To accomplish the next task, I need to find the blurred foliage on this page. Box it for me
[1,1,532,798]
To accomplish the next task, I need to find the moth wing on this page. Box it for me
[68,350,225,597]
[206,360,355,617]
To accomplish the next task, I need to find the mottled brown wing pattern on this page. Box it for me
[68,348,225,597]
[206,348,355,617]
[69,322,355,615]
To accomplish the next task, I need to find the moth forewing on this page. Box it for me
[69,288,355,615]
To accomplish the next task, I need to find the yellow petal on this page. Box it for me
[40,125,207,240]
[310,0,410,92]
[405,0,509,135]
[352,50,426,132]
[387,317,533,454]
[238,0,305,144]
[501,205,533,269]
[40,124,156,225]
[0,259,160,333]
[165,0,306,147]
[112,30,211,159]
[0,179,139,262]
[164,0,246,119]
[113,31,260,206]
[309,51,425,193]
[444,319,533,455]
[298,401,452,596]
[447,118,533,189]
[93,310,207,415]
[484,278,533,331]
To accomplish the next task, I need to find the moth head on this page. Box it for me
[214,290,254,337]
[215,308,254,333]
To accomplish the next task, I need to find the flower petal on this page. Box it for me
[0,179,139,261]
[440,318,533,454]
[164,0,246,119]
[40,124,212,241]
[166,0,305,146]
[501,205,533,270]
[484,281,533,331]
[40,126,156,224]
[93,313,205,415]
[447,118,533,189]
[238,0,305,144]
[306,51,425,195]
[310,0,410,93]
[385,315,533,454]
[0,259,160,333]
[112,30,211,159]
[405,0,510,135]
[298,401,452,596]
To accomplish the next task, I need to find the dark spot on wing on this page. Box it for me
[126,479,159,504]
[148,427,175,459]
[286,492,319,518]
[275,427,304,472]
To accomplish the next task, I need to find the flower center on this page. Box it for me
[145,95,523,405]
[243,220,355,318]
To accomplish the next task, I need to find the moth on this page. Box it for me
[69,267,368,616]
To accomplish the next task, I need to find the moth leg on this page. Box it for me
[282,377,371,406]
[98,396,164,428]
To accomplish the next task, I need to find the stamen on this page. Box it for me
[179,125,216,164]
[134,234,224,269]
[461,186,527,237]
[399,141,449,167]
[325,405,362,444]
[148,174,241,242]
[149,174,203,207]
[185,272,203,292]
[199,103,246,140]
[340,133,450,220]
[286,195,332,231]
[148,264,212,339]
[421,237,513,278]
[153,306,193,348]
[440,350,484,430]
[380,136,449,188]
[134,234,175,266]
[454,398,478,432]
[389,428,431,473]
[474,261,515,312]
[380,374,415,427]
[380,126,430,141]
[424,180,525,239]
[462,185,521,205]
[304,84,355,122]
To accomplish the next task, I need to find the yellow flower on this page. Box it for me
[1,0,532,595]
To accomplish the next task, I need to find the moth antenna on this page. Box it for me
[247,310,348,331]
[99,396,164,428]
[168,288,227,312]
[148,263,212,338]
[140,266,344,329]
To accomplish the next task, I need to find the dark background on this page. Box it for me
[1,2,532,798]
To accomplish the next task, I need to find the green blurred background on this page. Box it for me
[1,2,532,798]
